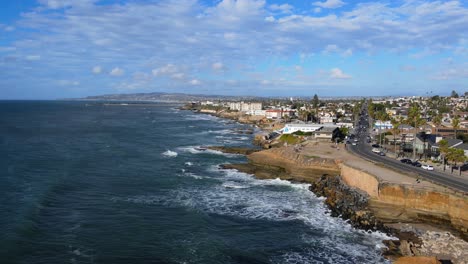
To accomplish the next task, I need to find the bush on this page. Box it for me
[292,130,313,136]
[279,134,301,145]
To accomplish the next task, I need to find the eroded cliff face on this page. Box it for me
[372,184,468,237]
[246,147,341,182]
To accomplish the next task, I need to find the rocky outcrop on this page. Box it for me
[207,146,259,155]
[393,256,441,264]
[245,147,341,182]
[310,174,386,231]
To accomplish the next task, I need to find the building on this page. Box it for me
[281,123,324,134]
[314,126,341,141]
[374,120,393,130]
[265,109,295,119]
[228,101,262,112]
[246,109,266,116]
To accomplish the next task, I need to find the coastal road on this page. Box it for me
[348,103,468,193]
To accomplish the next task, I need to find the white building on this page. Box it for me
[247,109,266,116]
[265,109,295,119]
[281,123,338,134]
[374,120,393,130]
[228,102,262,112]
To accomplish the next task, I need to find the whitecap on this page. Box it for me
[162,150,178,157]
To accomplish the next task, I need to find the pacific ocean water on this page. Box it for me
[0,101,392,264]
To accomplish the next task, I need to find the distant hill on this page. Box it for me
[83,92,264,102]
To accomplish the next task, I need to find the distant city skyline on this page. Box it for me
[1,0,467,99]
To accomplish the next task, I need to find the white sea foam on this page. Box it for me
[178,146,239,157]
[184,162,193,166]
[222,181,249,189]
[118,165,393,264]
[162,150,178,157]
[171,167,394,263]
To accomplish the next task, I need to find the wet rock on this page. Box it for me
[309,174,387,232]
[207,146,260,155]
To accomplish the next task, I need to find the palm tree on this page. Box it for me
[432,114,442,135]
[438,139,448,171]
[452,115,460,139]
[408,104,423,160]
[390,117,400,157]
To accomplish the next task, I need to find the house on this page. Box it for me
[454,143,468,157]
[374,120,393,130]
[314,126,341,141]
[246,109,266,116]
[265,109,295,119]
[281,123,324,134]
[414,133,439,159]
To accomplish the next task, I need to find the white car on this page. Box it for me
[422,164,434,171]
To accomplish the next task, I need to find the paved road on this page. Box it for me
[348,102,468,193]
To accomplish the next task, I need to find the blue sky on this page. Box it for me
[1,0,467,99]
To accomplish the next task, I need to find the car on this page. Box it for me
[422,164,434,171]
[372,148,380,153]
[351,142,357,146]
[411,161,422,167]
[379,152,386,156]
[400,158,412,164]
[372,144,380,148]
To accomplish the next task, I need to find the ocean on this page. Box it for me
[0,101,391,264]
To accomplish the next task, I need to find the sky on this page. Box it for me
[0,0,467,99]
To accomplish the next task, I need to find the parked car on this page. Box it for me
[411,161,422,167]
[400,159,412,164]
[422,164,434,171]
[372,148,380,153]
[379,152,386,156]
[372,144,380,148]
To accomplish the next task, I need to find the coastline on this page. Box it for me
[187,107,468,263]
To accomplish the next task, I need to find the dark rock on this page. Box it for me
[309,174,388,232]
[207,146,260,155]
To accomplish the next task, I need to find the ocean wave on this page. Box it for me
[162,150,178,157]
[178,146,239,157]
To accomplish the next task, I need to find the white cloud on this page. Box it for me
[92,66,102,74]
[313,7,322,13]
[189,79,201,85]
[152,64,178,76]
[38,0,96,9]
[265,16,275,22]
[110,67,124,76]
[314,0,345,9]
[342,48,353,57]
[212,62,225,71]
[4,26,15,32]
[330,68,352,79]
[171,73,185,80]
[269,4,293,13]
[25,55,41,61]
[58,80,80,86]
[223,32,238,41]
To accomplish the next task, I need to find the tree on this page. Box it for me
[451,90,459,98]
[312,94,319,109]
[438,139,449,171]
[407,104,424,160]
[446,148,465,175]
[432,114,442,135]
[452,116,460,139]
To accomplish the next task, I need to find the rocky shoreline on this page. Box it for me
[186,108,468,263]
